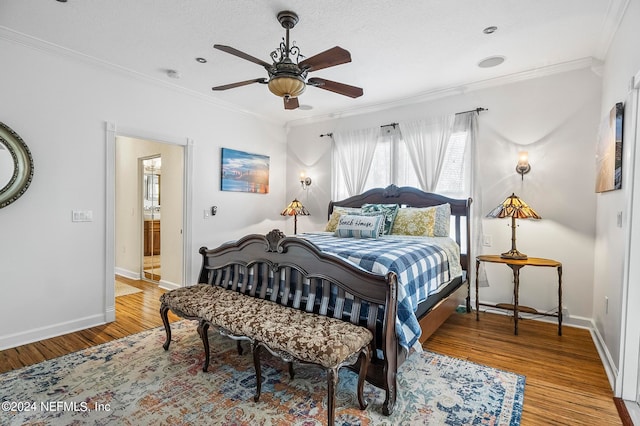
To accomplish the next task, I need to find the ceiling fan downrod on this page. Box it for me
[272,11,301,64]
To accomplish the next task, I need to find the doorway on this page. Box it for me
[142,156,162,282]
[113,135,185,290]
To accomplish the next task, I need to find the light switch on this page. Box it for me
[72,210,93,222]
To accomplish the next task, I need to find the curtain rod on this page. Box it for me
[319,107,487,138]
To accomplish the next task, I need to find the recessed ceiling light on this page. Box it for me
[195,57,207,63]
[478,56,505,68]
[483,26,498,34]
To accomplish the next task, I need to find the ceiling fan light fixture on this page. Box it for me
[268,75,306,98]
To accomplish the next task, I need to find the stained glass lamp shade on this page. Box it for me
[280,199,310,234]
[486,193,541,259]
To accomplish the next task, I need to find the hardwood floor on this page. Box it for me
[424,310,622,425]
[0,281,623,425]
[0,276,179,374]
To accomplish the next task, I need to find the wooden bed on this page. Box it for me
[195,184,472,415]
[328,184,472,344]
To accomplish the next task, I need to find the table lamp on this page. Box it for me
[486,193,541,259]
[280,199,310,234]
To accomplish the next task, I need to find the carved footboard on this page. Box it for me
[197,229,400,415]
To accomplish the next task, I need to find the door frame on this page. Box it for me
[105,122,193,322]
[618,69,640,421]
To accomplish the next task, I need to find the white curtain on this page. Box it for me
[398,114,455,192]
[454,111,487,286]
[332,127,380,197]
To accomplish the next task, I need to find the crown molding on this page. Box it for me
[595,0,630,60]
[0,26,281,126]
[286,57,598,128]
[0,23,614,131]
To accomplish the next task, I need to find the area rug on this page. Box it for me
[0,321,524,425]
[114,281,143,297]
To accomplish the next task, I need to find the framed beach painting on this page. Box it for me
[221,148,270,194]
[595,102,624,193]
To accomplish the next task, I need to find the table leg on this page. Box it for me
[558,266,563,336]
[475,259,480,321]
[513,266,521,336]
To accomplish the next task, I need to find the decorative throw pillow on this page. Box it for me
[361,203,399,235]
[391,203,451,237]
[334,214,384,238]
[324,207,362,232]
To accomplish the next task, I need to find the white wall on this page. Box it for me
[0,38,287,350]
[596,0,640,376]
[287,66,601,323]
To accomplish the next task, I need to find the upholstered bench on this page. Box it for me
[159,284,246,354]
[160,283,373,425]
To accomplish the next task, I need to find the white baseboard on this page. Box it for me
[116,268,178,290]
[105,306,116,323]
[115,267,140,280]
[590,320,618,391]
[625,400,640,425]
[0,314,108,351]
[158,279,180,290]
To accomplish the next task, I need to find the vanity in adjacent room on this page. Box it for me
[144,218,160,256]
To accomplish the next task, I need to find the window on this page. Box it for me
[333,129,470,200]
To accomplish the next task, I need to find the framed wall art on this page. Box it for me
[595,102,624,193]
[221,148,270,194]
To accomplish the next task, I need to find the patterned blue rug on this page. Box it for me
[1,320,524,425]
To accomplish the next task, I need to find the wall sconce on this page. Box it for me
[300,172,312,190]
[515,151,531,180]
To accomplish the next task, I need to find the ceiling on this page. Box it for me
[0,0,627,126]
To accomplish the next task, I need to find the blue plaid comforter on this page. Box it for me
[301,233,462,350]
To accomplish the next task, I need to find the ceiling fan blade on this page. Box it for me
[212,78,267,91]
[213,44,272,68]
[299,46,351,72]
[307,78,363,98]
[284,97,299,110]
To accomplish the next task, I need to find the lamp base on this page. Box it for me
[500,249,528,260]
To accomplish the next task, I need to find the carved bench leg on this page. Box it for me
[237,340,244,355]
[327,367,339,426]
[252,342,263,402]
[357,346,371,410]
[197,320,211,372]
[160,304,172,351]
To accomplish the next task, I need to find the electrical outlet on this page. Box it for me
[482,235,492,247]
[204,209,210,219]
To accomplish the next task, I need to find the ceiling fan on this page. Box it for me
[211,10,363,110]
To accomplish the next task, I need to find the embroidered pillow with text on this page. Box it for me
[334,214,384,238]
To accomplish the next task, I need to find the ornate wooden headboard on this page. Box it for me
[328,184,472,273]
